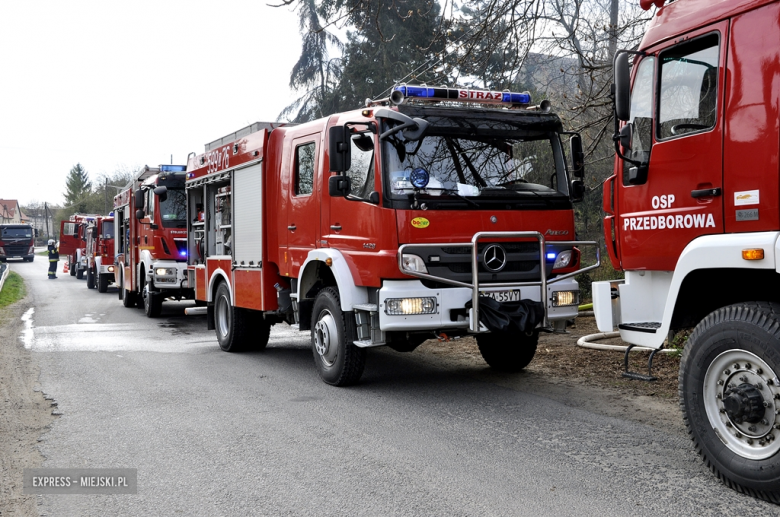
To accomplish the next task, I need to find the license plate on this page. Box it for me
[481,290,521,302]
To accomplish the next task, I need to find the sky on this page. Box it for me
[0,1,302,207]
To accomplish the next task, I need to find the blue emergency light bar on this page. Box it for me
[393,86,531,106]
[160,165,187,172]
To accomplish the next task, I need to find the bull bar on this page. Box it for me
[397,231,600,333]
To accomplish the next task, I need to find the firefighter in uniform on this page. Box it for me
[47,239,59,279]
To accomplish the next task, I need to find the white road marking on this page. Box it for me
[20,307,34,349]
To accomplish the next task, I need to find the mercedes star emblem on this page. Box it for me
[482,244,507,272]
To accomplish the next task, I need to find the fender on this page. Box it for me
[620,232,779,348]
[207,268,231,303]
[299,248,368,312]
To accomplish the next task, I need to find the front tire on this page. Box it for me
[76,266,84,279]
[69,259,76,276]
[143,279,162,317]
[98,273,109,293]
[311,287,365,386]
[476,331,539,372]
[86,267,95,289]
[680,302,780,503]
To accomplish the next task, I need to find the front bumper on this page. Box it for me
[377,278,581,332]
[150,262,189,290]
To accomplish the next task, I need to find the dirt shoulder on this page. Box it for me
[0,294,55,516]
[414,315,686,436]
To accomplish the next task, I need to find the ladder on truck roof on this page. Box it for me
[204,122,291,151]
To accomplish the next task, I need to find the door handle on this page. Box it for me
[691,187,721,198]
[330,225,342,231]
[288,225,296,231]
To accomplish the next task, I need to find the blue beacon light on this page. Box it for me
[546,252,557,261]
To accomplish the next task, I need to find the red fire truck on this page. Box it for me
[0,224,35,262]
[59,214,99,279]
[184,86,597,386]
[114,165,192,317]
[594,0,780,500]
[84,214,116,292]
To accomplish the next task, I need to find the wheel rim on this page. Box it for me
[703,349,780,460]
[314,309,339,367]
[216,294,230,338]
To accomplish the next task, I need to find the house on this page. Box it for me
[0,199,28,224]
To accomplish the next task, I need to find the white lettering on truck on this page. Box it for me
[625,193,715,231]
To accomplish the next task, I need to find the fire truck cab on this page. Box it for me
[594,0,780,500]
[186,87,598,386]
[84,215,116,292]
[114,166,192,317]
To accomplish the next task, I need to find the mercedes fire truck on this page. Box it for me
[183,86,598,386]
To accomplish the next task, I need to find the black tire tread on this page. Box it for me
[98,273,109,293]
[679,301,780,504]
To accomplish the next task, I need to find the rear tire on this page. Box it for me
[120,273,136,308]
[76,266,84,279]
[98,273,109,293]
[476,331,539,372]
[680,302,780,503]
[311,287,365,386]
[214,282,270,352]
[86,267,95,289]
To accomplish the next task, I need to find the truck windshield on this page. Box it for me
[160,189,187,228]
[382,116,569,209]
[1,228,32,238]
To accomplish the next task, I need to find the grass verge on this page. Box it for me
[0,272,26,309]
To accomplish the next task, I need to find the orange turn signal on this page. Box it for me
[742,249,764,261]
[325,258,333,267]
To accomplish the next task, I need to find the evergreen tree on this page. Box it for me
[64,163,92,213]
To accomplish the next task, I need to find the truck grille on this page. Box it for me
[412,242,552,284]
[3,244,30,257]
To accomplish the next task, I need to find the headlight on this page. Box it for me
[155,268,176,276]
[385,297,437,315]
[552,250,573,269]
[401,254,428,274]
[108,265,115,273]
[552,290,579,307]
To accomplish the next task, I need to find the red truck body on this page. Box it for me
[59,214,99,278]
[593,0,780,499]
[84,215,116,292]
[185,88,597,386]
[114,166,193,317]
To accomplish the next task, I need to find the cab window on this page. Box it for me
[623,55,655,185]
[657,34,719,140]
[295,142,316,195]
[347,132,375,199]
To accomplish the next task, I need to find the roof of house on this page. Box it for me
[0,200,28,221]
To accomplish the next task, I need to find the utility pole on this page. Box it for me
[44,202,50,239]
[105,178,108,214]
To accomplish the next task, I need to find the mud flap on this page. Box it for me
[207,305,215,331]
[466,297,544,334]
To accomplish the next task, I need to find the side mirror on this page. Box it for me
[614,52,631,122]
[569,134,585,178]
[136,209,144,220]
[619,124,633,151]
[570,179,585,202]
[368,191,380,205]
[328,175,351,197]
[134,189,144,209]
[328,125,351,173]
[153,186,168,202]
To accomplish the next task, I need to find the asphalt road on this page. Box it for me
[10,256,779,515]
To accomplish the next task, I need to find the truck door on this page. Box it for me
[284,136,321,276]
[59,220,80,256]
[323,126,384,268]
[616,23,727,271]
